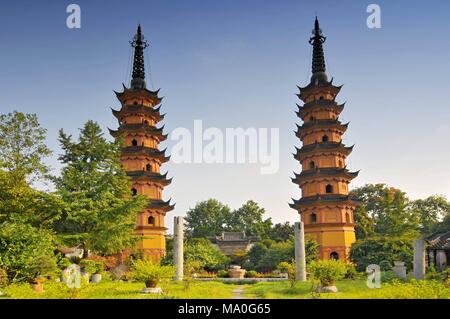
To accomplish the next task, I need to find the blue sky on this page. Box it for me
[1,1,449,232]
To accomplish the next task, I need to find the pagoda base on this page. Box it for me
[304,225,355,261]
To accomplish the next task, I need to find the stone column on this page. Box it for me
[413,239,425,280]
[173,216,184,281]
[294,220,307,281]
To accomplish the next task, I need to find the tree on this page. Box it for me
[245,237,318,272]
[350,184,420,238]
[349,237,414,272]
[228,200,272,238]
[162,238,229,271]
[267,222,295,242]
[54,121,146,256]
[0,111,51,182]
[410,195,450,235]
[185,199,231,238]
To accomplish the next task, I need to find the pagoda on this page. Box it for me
[290,18,360,261]
[110,25,174,260]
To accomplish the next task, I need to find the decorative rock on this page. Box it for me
[317,286,338,293]
[90,274,102,283]
[141,287,162,294]
[294,221,307,281]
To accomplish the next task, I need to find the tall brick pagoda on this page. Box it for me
[110,25,174,260]
[290,18,359,261]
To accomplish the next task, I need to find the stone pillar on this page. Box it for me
[294,220,307,281]
[392,261,407,279]
[173,216,184,281]
[413,239,425,280]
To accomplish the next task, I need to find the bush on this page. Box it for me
[0,223,58,283]
[131,259,175,287]
[80,260,97,274]
[246,238,318,272]
[381,270,400,283]
[217,270,228,278]
[0,268,8,288]
[344,263,359,279]
[276,262,291,274]
[308,260,347,287]
[245,270,258,278]
[57,258,72,270]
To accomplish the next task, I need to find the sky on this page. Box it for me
[0,0,450,233]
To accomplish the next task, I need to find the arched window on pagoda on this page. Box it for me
[345,213,351,223]
[310,213,317,223]
[309,161,316,169]
[319,95,324,100]
[131,188,138,196]
[310,116,315,122]
[326,184,333,194]
[322,135,329,142]
[148,216,155,225]
[146,164,151,171]
[132,139,138,146]
[339,160,343,167]
[330,252,339,260]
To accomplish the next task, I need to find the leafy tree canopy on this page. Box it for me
[54,121,146,255]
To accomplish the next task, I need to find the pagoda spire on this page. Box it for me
[130,24,149,90]
[309,17,328,84]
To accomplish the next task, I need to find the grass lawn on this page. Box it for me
[0,280,236,299]
[244,279,450,299]
[1,279,449,299]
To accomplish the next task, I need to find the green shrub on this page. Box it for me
[381,270,400,283]
[131,259,175,287]
[344,263,358,279]
[308,259,347,287]
[57,258,72,270]
[245,270,258,278]
[80,260,97,274]
[276,262,291,274]
[217,270,228,278]
[0,223,58,283]
[0,268,8,288]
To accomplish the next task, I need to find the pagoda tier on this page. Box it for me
[290,17,360,261]
[294,142,354,161]
[296,100,345,119]
[291,167,359,186]
[109,124,168,142]
[295,119,349,140]
[111,105,165,123]
[120,146,170,164]
[110,25,173,261]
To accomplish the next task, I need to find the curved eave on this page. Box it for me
[293,143,354,161]
[297,102,345,119]
[127,171,173,186]
[292,169,359,185]
[297,81,343,101]
[295,121,349,138]
[110,125,168,141]
[289,194,360,210]
[111,105,164,121]
[121,146,170,161]
[114,85,163,105]
[147,199,176,212]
